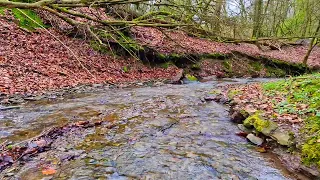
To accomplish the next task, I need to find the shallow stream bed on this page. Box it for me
[0,78,306,179]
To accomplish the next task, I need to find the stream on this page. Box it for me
[0,78,303,179]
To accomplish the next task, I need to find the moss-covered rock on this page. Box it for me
[243,113,293,146]
[270,129,292,146]
[238,124,252,133]
[243,113,273,132]
[261,121,278,136]
[185,74,198,81]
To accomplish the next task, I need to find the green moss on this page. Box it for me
[270,58,306,71]
[302,136,320,167]
[265,66,287,77]
[185,74,198,81]
[160,61,174,69]
[209,89,222,95]
[90,40,109,54]
[156,53,186,63]
[123,66,129,73]
[249,61,263,71]
[227,89,241,99]
[262,73,320,167]
[169,53,182,62]
[6,145,13,150]
[240,109,250,119]
[260,56,309,75]
[243,112,270,132]
[0,7,5,15]
[11,9,48,31]
[223,60,233,73]
[157,53,167,61]
[301,115,320,167]
[191,63,201,70]
[202,53,229,60]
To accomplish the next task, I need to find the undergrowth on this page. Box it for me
[0,7,5,15]
[263,73,320,167]
[11,8,47,31]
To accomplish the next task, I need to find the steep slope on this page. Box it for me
[0,17,178,95]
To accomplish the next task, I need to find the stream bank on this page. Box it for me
[2,51,314,106]
[0,78,309,179]
[211,73,320,178]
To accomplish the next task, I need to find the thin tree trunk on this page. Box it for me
[214,0,224,34]
[252,0,263,38]
[303,19,320,65]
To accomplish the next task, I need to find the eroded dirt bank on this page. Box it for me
[1,15,319,101]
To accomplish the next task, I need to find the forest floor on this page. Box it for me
[1,15,320,97]
[212,73,320,177]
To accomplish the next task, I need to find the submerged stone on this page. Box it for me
[246,133,263,146]
[185,74,198,81]
[237,124,252,133]
[0,105,20,111]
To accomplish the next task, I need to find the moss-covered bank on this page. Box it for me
[90,37,314,79]
[142,52,313,79]
[263,73,320,167]
[214,73,320,177]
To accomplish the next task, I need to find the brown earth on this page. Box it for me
[1,13,319,96]
[132,26,320,68]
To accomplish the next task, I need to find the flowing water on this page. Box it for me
[0,79,303,179]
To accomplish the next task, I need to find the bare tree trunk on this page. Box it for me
[252,0,263,38]
[214,0,224,34]
[303,19,320,65]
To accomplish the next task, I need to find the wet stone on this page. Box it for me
[246,133,263,146]
[0,105,20,111]
[261,121,278,136]
[104,167,116,173]
[8,98,24,104]
[271,130,291,146]
[24,96,44,101]
[237,124,252,133]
